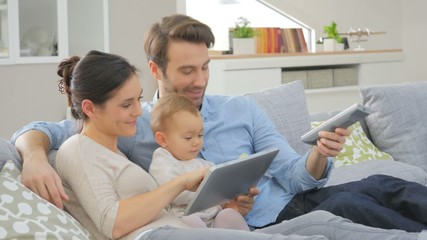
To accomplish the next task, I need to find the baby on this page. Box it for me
[149,94,249,230]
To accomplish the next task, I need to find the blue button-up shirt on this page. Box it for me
[11,93,332,227]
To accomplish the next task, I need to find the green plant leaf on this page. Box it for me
[233,17,254,38]
[323,21,342,43]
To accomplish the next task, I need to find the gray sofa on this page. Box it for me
[1,80,426,238]
[245,80,427,186]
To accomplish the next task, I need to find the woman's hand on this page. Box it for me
[114,166,209,238]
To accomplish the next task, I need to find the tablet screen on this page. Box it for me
[184,148,279,215]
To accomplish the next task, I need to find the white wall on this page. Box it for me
[0,1,175,139]
[266,0,403,50]
[0,63,63,140]
[68,0,106,55]
[267,0,427,84]
[402,0,427,82]
[108,0,177,101]
[273,0,427,112]
[0,0,426,139]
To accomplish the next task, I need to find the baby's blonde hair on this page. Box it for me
[150,94,200,134]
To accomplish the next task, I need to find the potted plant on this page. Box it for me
[232,17,255,38]
[323,21,344,51]
[231,17,256,55]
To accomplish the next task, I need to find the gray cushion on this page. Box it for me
[361,81,427,172]
[0,162,92,239]
[326,159,427,187]
[244,80,311,155]
[0,138,22,171]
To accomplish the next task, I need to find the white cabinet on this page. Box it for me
[0,0,108,65]
[207,50,405,112]
[207,50,404,95]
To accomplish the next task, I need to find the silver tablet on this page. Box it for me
[301,103,372,145]
[184,148,279,215]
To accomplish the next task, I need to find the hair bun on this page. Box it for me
[57,55,80,94]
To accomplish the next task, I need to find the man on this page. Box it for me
[12,14,427,232]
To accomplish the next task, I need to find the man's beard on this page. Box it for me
[162,80,205,109]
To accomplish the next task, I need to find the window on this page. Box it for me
[19,0,58,57]
[0,0,8,58]
[0,0,107,65]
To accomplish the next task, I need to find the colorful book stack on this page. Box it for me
[253,28,308,54]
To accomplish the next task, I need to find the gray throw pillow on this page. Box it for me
[361,81,427,172]
[0,161,93,239]
[244,80,311,155]
[0,138,22,171]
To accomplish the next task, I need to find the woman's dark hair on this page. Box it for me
[143,14,215,74]
[57,50,137,120]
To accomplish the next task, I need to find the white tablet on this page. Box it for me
[184,148,279,215]
[301,103,372,145]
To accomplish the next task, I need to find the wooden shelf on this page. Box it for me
[210,49,402,59]
[209,49,404,70]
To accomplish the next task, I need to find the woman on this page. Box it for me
[54,50,304,239]
[55,50,420,240]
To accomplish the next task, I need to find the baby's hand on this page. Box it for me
[183,167,210,192]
